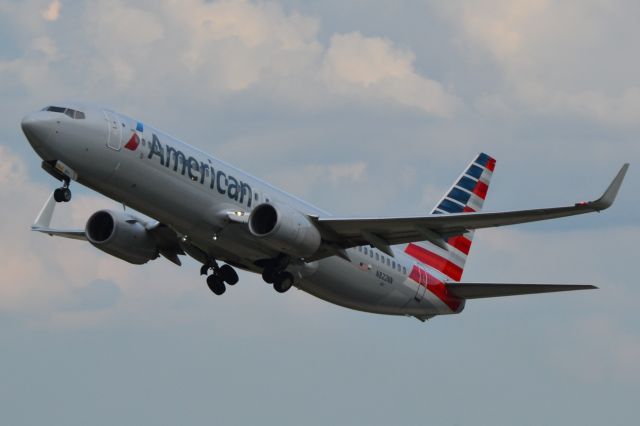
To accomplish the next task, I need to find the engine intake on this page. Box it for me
[85,210,158,264]
[248,203,321,258]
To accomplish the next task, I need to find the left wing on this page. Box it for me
[313,164,628,256]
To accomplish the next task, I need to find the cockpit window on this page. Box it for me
[44,106,86,119]
[46,106,66,113]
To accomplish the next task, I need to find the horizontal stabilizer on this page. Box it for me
[445,283,597,299]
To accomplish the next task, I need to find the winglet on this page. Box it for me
[32,191,57,229]
[591,163,629,211]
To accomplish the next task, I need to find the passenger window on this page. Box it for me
[392,261,396,269]
[386,258,390,266]
[370,250,373,258]
[402,266,406,274]
[364,247,368,255]
[375,253,379,261]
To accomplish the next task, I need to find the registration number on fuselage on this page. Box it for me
[376,270,393,284]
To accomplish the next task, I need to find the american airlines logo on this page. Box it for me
[124,121,144,151]
[145,133,254,207]
[124,133,140,151]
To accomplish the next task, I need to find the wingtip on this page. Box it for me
[591,163,629,211]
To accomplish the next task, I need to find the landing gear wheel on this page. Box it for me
[219,264,239,285]
[262,268,276,284]
[53,187,71,203]
[273,272,294,293]
[206,275,226,295]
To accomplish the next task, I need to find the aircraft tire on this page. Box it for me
[262,268,276,284]
[206,275,226,295]
[54,188,71,203]
[273,272,294,293]
[219,264,239,285]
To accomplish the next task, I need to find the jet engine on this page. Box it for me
[248,203,322,258]
[85,210,158,264]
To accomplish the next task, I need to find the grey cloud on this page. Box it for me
[65,279,122,312]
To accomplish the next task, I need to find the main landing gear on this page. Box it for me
[262,266,294,293]
[201,260,239,295]
[53,179,72,203]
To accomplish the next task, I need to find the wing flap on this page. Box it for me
[446,283,597,299]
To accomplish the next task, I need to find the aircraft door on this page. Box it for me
[104,110,122,150]
[415,267,428,301]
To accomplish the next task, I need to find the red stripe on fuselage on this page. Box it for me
[405,243,463,281]
[409,265,462,311]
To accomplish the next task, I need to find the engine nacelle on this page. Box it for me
[85,210,158,264]
[248,203,322,258]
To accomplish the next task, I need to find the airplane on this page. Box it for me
[21,102,629,321]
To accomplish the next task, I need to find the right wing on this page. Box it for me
[31,192,86,240]
[31,191,185,265]
[312,164,628,256]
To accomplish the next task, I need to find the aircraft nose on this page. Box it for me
[21,112,53,147]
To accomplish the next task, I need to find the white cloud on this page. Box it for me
[441,0,640,126]
[42,0,61,22]
[322,32,459,116]
[267,161,367,197]
[1,0,458,116]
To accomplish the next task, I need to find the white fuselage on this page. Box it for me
[22,103,463,318]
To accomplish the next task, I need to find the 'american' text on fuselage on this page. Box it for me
[147,134,253,207]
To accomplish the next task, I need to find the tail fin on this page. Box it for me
[404,153,496,282]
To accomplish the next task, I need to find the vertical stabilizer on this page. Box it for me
[404,153,496,281]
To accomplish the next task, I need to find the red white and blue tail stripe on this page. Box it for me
[405,153,495,282]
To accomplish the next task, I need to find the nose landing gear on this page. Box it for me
[53,186,71,203]
[201,260,239,295]
[53,179,72,203]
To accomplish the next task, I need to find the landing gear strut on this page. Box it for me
[53,179,71,203]
[201,259,239,295]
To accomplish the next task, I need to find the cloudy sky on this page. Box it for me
[1,0,638,424]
